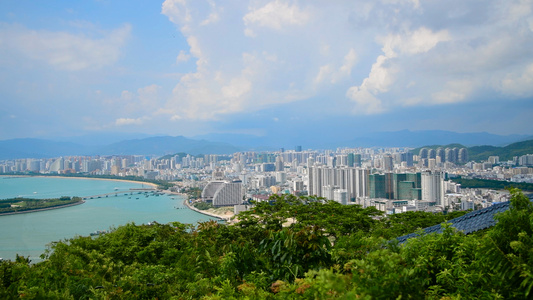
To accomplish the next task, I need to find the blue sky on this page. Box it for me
[0,0,532,142]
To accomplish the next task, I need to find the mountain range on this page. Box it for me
[0,130,531,160]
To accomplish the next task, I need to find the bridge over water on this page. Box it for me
[82,188,160,200]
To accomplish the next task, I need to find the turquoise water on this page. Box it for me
[0,176,215,262]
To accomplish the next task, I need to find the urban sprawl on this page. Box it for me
[2,146,533,215]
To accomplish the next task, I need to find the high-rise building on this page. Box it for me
[201,180,243,207]
[436,148,445,162]
[334,189,348,205]
[354,154,362,167]
[275,171,287,184]
[445,148,456,164]
[421,171,445,206]
[428,149,436,159]
[275,156,284,171]
[458,148,469,164]
[369,174,387,199]
[382,154,393,171]
[354,168,369,198]
[419,148,429,159]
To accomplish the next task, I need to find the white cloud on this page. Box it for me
[161,0,191,26]
[347,26,451,112]
[431,79,476,104]
[499,63,533,97]
[0,23,131,71]
[200,0,221,25]
[176,50,191,62]
[380,27,451,57]
[315,48,358,84]
[346,86,385,114]
[115,117,148,126]
[160,0,533,122]
[243,0,310,31]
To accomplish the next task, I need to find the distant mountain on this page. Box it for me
[468,139,533,161]
[0,136,241,160]
[347,130,528,148]
[0,138,92,160]
[192,133,278,151]
[0,131,530,160]
[195,130,529,149]
[54,132,157,147]
[93,136,241,156]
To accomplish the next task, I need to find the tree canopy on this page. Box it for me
[1,190,531,299]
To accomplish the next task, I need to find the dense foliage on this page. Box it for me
[1,190,531,299]
[468,139,533,161]
[193,201,214,210]
[452,176,533,191]
[0,196,82,214]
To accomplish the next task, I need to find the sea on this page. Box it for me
[0,176,216,262]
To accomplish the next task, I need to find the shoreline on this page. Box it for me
[0,200,85,216]
[182,198,231,222]
[0,174,159,189]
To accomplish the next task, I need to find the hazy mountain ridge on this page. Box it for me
[0,136,241,160]
[196,130,529,149]
[347,130,528,148]
[0,131,530,160]
[468,139,533,161]
[0,138,93,160]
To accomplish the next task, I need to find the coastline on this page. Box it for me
[182,198,233,222]
[0,175,159,189]
[0,200,85,216]
[0,175,158,216]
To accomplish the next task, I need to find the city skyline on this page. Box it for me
[1,0,533,141]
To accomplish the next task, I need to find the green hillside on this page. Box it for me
[468,139,533,161]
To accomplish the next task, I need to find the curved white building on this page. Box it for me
[201,180,243,207]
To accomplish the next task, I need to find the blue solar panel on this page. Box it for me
[395,197,533,244]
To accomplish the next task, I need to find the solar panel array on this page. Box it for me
[396,201,512,244]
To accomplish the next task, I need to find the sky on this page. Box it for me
[0,0,532,143]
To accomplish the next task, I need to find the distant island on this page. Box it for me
[0,196,84,215]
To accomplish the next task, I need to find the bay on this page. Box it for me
[0,176,215,262]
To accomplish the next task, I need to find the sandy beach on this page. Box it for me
[181,197,235,221]
[0,175,159,189]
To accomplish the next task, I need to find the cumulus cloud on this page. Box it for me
[0,23,131,71]
[115,117,148,126]
[98,84,162,129]
[315,48,358,84]
[347,27,450,113]
[243,0,310,36]
[499,63,533,97]
[176,50,191,63]
[159,0,533,121]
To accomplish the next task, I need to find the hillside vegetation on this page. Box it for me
[1,191,532,299]
[0,196,82,214]
[468,139,533,161]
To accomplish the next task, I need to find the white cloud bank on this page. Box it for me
[158,0,533,121]
[0,23,131,71]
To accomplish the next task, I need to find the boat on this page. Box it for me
[90,230,108,236]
